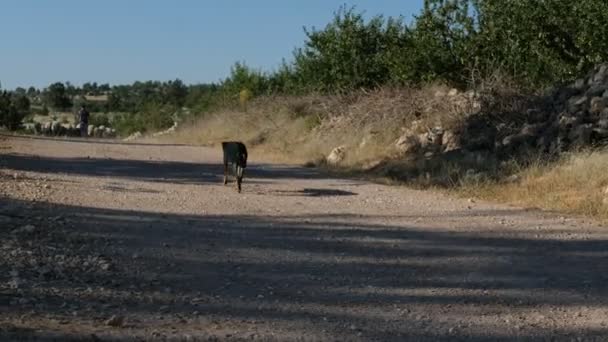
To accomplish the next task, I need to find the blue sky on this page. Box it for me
[0,1,423,89]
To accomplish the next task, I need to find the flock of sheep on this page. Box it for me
[22,121,117,138]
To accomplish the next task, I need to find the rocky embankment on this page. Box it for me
[327,64,608,172]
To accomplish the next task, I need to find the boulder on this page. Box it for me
[568,124,593,146]
[568,96,588,112]
[593,65,608,83]
[441,130,461,152]
[415,128,444,156]
[395,121,423,154]
[558,114,580,130]
[418,133,434,150]
[592,128,608,139]
[590,97,608,115]
[573,78,586,91]
[326,146,347,165]
[586,85,607,97]
[520,123,544,137]
[428,127,444,146]
[395,133,422,155]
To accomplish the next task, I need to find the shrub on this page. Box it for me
[89,113,111,127]
[0,91,26,130]
[112,104,174,136]
[113,113,146,136]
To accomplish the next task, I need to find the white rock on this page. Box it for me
[326,146,347,165]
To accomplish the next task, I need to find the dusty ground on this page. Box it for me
[1,134,608,341]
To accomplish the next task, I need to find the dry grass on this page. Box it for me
[167,84,476,166]
[460,151,608,221]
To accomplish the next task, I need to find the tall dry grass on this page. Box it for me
[460,151,608,220]
[168,84,474,165]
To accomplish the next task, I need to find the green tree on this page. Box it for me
[292,6,408,91]
[98,83,111,93]
[164,79,188,107]
[43,82,72,110]
[221,62,269,98]
[395,0,475,85]
[26,86,38,98]
[185,83,220,113]
[13,94,30,114]
[14,87,26,96]
[473,0,608,86]
[0,91,25,130]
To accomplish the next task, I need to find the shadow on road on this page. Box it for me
[271,188,358,197]
[2,153,333,186]
[1,196,607,341]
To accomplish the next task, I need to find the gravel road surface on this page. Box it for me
[1,135,607,341]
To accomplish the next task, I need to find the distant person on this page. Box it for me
[78,105,90,137]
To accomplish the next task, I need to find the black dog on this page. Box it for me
[221,141,248,193]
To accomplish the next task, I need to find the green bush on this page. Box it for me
[112,104,174,136]
[113,113,146,136]
[89,113,111,127]
[0,91,26,130]
[291,6,408,92]
[221,62,271,100]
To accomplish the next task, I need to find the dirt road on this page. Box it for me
[1,135,608,341]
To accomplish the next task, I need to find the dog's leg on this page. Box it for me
[236,166,243,193]
[223,162,228,185]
